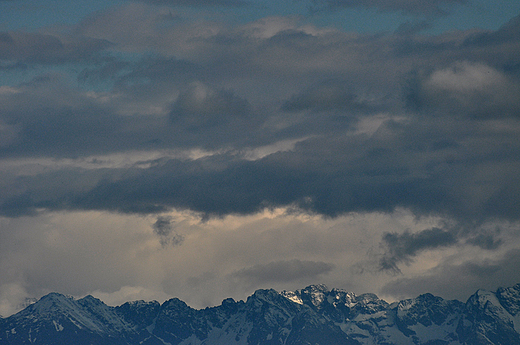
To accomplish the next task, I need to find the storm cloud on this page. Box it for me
[308,0,466,15]
[381,248,520,301]
[152,216,184,247]
[0,31,112,66]
[1,0,520,316]
[133,0,247,6]
[379,227,458,273]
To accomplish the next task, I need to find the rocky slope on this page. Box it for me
[1,284,520,344]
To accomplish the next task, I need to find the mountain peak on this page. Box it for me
[3,284,520,344]
[497,283,520,316]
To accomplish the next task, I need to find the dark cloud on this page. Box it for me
[394,20,433,35]
[0,75,261,159]
[465,232,502,250]
[462,14,520,47]
[308,0,466,15]
[152,216,184,247]
[379,227,458,273]
[405,61,520,119]
[480,173,520,221]
[0,7,519,231]
[0,75,128,158]
[381,249,520,302]
[80,56,200,90]
[378,223,506,273]
[2,112,519,223]
[3,0,520,320]
[0,31,112,66]
[231,259,334,287]
[281,80,380,113]
[170,82,252,130]
[2,1,520,313]
[135,0,248,7]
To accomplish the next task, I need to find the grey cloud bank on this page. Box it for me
[308,0,466,15]
[0,0,520,316]
[231,259,335,288]
[2,13,519,218]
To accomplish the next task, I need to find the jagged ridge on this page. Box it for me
[1,284,520,344]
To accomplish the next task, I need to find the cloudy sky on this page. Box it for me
[1,0,520,316]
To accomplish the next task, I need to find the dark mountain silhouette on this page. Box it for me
[1,283,520,344]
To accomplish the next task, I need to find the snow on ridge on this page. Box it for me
[472,289,502,309]
[280,291,303,305]
[4,284,520,344]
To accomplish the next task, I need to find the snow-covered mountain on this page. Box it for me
[1,284,520,344]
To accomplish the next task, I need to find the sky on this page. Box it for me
[0,0,520,317]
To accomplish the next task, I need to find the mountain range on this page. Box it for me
[1,283,520,344]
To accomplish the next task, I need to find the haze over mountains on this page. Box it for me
[1,283,520,345]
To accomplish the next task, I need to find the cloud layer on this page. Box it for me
[308,0,466,15]
[1,1,520,316]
